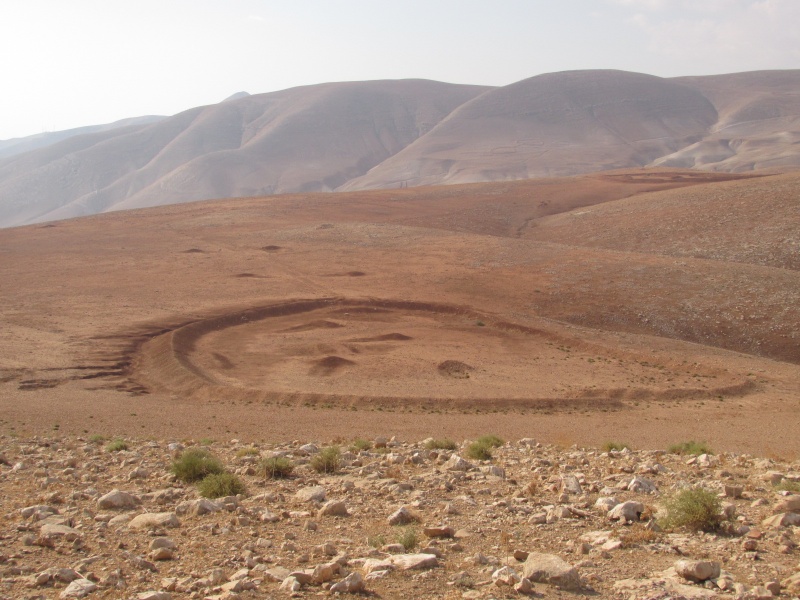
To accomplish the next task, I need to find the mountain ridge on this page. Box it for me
[1,69,798,228]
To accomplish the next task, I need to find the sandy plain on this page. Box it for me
[0,169,798,456]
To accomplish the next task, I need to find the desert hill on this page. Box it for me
[0,168,797,454]
[0,79,488,228]
[0,115,164,160]
[1,69,799,228]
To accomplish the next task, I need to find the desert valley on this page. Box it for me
[0,68,799,599]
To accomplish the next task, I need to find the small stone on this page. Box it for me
[318,500,349,517]
[423,525,455,538]
[149,537,177,550]
[294,486,326,503]
[128,512,180,530]
[724,484,743,499]
[765,581,781,595]
[762,512,800,528]
[522,553,581,590]
[60,578,97,599]
[561,475,582,495]
[674,560,721,582]
[150,547,174,561]
[443,455,474,471]
[627,476,657,493]
[783,572,800,594]
[386,553,439,570]
[97,489,140,510]
[608,501,644,523]
[515,577,533,594]
[387,506,418,525]
[773,495,800,513]
[40,523,82,541]
[594,497,618,513]
[492,566,520,586]
[137,593,171,600]
[279,576,302,592]
[329,571,365,593]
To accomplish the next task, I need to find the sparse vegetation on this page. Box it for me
[171,448,225,483]
[476,434,504,448]
[367,533,386,548]
[775,479,800,493]
[105,438,128,452]
[199,437,215,446]
[396,527,418,551]
[667,441,713,456]
[424,438,458,450]
[197,472,246,498]
[602,441,632,452]
[88,434,106,444]
[659,487,723,532]
[351,438,372,452]
[310,446,341,474]
[619,524,661,547]
[466,440,493,461]
[260,456,294,479]
[235,447,259,457]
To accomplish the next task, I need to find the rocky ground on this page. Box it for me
[1,434,799,600]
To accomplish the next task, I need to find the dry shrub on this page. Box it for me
[619,524,661,548]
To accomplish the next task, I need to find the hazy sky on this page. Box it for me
[1,0,798,140]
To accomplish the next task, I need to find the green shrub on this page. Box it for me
[197,473,246,498]
[198,437,215,446]
[367,533,386,548]
[261,456,294,479]
[667,441,713,456]
[477,434,504,448]
[601,441,631,452]
[236,447,259,458]
[310,446,341,474]
[171,449,225,483]
[775,479,800,493]
[660,487,722,532]
[396,527,418,551]
[106,438,128,452]
[351,438,372,452]
[466,440,493,461]
[424,438,457,451]
[89,434,106,444]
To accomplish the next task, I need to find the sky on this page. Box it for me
[1,0,798,140]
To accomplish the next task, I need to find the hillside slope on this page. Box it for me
[1,69,799,228]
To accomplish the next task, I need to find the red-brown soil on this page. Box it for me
[0,168,798,456]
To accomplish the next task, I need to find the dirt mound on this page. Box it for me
[438,360,473,378]
[349,333,412,342]
[310,355,356,376]
[281,320,344,333]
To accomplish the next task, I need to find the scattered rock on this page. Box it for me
[522,553,581,590]
[387,506,418,525]
[329,571,365,593]
[59,578,97,599]
[318,500,349,517]
[96,489,140,510]
[295,486,326,503]
[675,560,721,582]
[608,500,644,523]
[128,512,180,530]
[386,553,439,570]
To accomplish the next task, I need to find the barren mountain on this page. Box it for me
[0,69,799,228]
[342,70,719,189]
[0,115,164,159]
[0,79,487,227]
